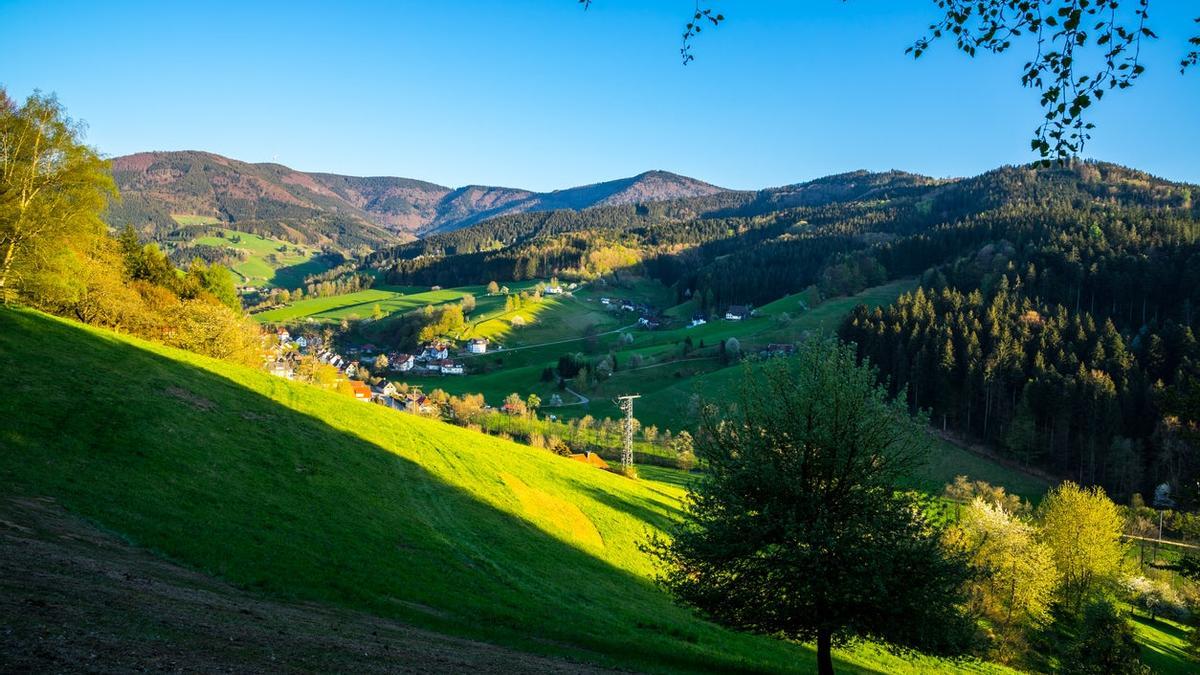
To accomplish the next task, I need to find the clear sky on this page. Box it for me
[2,0,1197,191]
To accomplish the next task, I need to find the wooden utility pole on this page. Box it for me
[614,394,641,473]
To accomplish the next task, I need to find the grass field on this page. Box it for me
[171,213,222,226]
[253,282,551,335]
[1131,613,1195,675]
[189,229,334,289]
[0,306,1026,673]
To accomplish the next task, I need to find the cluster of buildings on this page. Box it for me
[686,305,752,328]
[599,297,664,328]
[370,338,493,378]
[266,328,379,385]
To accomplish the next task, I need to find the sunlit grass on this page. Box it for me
[0,306,1017,673]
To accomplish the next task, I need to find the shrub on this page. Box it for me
[1124,575,1188,623]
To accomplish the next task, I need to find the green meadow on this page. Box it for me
[1,306,1024,673]
[190,228,334,289]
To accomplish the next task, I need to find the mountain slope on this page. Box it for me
[108,151,401,250]
[0,307,1010,674]
[107,151,729,243]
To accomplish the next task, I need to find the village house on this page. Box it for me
[394,354,415,372]
[600,297,611,305]
[436,359,464,375]
[467,338,488,354]
[267,358,295,379]
[620,301,636,312]
[725,305,751,321]
[421,343,450,361]
[690,314,707,327]
[376,381,399,398]
[349,381,372,402]
[294,335,308,349]
[403,392,437,415]
[544,284,563,295]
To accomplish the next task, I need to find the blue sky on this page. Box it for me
[1,0,1197,190]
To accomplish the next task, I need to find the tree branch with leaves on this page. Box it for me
[579,1,1198,163]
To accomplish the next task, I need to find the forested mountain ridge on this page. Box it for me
[366,160,1200,507]
[105,151,729,247]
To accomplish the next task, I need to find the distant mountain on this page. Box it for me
[107,151,729,247]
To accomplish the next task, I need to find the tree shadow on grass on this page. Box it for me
[0,307,894,674]
[1129,614,1194,675]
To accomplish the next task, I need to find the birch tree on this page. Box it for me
[0,90,115,303]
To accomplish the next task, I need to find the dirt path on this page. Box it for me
[0,497,613,674]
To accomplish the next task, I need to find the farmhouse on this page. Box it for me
[394,354,416,372]
[725,305,751,321]
[436,359,464,375]
[545,285,563,295]
[690,314,707,327]
[421,343,450,361]
[349,381,372,401]
[467,338,488,354]
[267,359,295,379]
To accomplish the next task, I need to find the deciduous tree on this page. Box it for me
[0,90,115,302]
[648,339,974,675]
[1039,482,1127,612]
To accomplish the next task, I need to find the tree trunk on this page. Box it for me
[817,629,834,675]
[0,239,17,301]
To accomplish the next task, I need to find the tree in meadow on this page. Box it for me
[1038,482,1127,613]
[648,338,974,675]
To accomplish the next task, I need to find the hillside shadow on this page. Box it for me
[271,257,336,289]
[0,308,892,674]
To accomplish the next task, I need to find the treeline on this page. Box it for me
[841,267,1200,507]
[167,242,246,268]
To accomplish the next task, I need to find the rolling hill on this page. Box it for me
[0,306,1015,673]
[106,151,729,245]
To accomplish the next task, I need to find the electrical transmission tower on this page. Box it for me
[614,394,641,473]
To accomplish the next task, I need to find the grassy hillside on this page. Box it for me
[189,229,333,289]
[254,281,558,347]
[0,306,1019,673]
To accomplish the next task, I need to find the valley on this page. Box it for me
[7,89,1200,673]
[7,2,1200,670]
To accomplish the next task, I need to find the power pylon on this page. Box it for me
[614,394,641,473]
